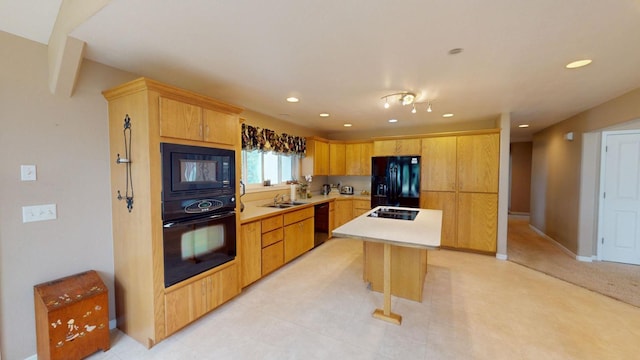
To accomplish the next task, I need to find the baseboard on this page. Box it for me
[495,253,508,260]
[528,225,593,262]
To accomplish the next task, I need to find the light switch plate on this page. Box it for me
[22,204,57,223]
[21,165,36,181]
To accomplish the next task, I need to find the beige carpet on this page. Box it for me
[507,216,640,308]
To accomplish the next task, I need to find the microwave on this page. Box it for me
[161,143,235,202]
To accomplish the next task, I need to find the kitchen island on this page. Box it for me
[332,206,442,324]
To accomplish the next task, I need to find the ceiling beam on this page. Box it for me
[48,0,110,96]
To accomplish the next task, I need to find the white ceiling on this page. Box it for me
[4,0,640,140]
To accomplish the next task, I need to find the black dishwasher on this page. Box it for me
[314,202,330,247]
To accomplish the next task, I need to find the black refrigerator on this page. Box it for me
[371,156,421,208]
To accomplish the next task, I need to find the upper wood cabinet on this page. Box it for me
[302,137,329,176]
[373,138,421,156]
[421,136,457,191]
[457,133,500,193]
[329,142,346,176]
[160,97,202,141]
[202,108,238,145]
[159,97,239,146]
[346,142,373,176]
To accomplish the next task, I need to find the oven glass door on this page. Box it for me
[163,212,236,288]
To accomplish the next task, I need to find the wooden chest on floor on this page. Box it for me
[34,270,110,360]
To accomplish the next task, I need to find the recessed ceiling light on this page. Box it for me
[566,59,592,69]
[388,119,398,123]
[319,113,330,117]
[442,113,454,118]
[286,97,299,103]
[518,124,530,128]
[343,123,352,127]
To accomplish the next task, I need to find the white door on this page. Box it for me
[600,131,640,265]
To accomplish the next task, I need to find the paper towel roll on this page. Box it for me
[290,184,297,201]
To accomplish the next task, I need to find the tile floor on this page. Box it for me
[88,238,640,359]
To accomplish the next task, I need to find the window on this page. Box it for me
[242,150,299,187]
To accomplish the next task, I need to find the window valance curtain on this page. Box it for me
[241,123,306,156]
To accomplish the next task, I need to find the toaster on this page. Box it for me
[340,185,354,195]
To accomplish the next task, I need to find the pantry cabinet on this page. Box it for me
[420,131,500,253]
[103,77,243,348]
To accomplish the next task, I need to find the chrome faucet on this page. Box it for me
[273,193,286,206]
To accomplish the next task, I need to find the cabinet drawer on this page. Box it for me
[261,215,283,233]
[283,206,314,226]
[262,228,284,248]
[262,241,284,275]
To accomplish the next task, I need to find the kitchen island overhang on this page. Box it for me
[332,206,443,325]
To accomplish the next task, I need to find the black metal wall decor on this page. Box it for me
[116,114,134,212]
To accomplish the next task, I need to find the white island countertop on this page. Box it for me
[332,206,443,249]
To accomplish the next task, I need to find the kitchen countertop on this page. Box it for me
[332,206,443,249]
[240,193,371,223]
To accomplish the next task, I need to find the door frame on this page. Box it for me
[596,129,640,262]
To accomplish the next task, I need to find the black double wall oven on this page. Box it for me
[161,143,236,288]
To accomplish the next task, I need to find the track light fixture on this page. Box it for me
[381,92,433,114]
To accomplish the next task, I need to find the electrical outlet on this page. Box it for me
[21,165,37,181]
[22,204,57,223]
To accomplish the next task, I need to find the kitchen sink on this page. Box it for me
[262,201,307,208]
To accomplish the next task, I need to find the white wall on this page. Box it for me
[0,31,136,360]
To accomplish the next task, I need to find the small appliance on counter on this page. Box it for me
[321,184,331,195]
[340,185,354,195]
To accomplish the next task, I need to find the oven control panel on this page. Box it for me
[185,199,223,213]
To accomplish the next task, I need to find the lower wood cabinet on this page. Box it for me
[352,199,371,217]
[283,207,314,262]
[262,241,284,275]
[421,191,497,252]
[334,199,353,228]
[457,192,498,252]
[164,262,239,336]
[240,221,261,287]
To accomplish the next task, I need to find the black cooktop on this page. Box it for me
[368,208,419,221]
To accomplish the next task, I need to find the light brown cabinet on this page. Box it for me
[373,138,421,156]
[164,262,239,335]
[457,134,500,193]
[329,142,346,176]
[334,199,354,228]
[457,192,498,252]
[346,142,373,175]
[302,137,329,176]
[283,207,314,262]
[159,97,239,145]
[261,215,284,276]
[421,136,457,192]
[103,78,243,347]
[352,199,371,217]
[240,221,261,287]
[420,132,500,253]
